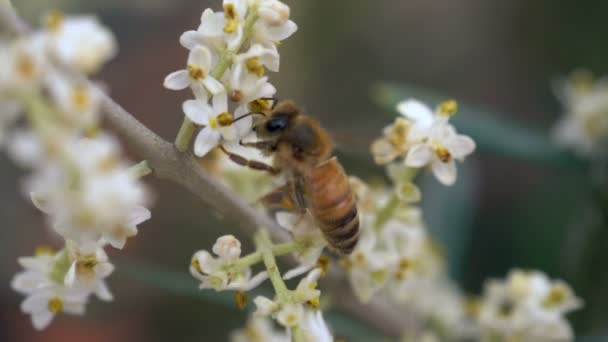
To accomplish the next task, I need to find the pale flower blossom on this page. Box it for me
[45,13,117,74]
[190,249,268,291]
[405,118,475,186]
[20,286,89,330]
[64,240,114,301]
[46,72,103,129]
[164,45,224,101]
[212,235,242,263]
[183,93,253,157]
[296,310,333,342]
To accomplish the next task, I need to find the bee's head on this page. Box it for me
[253,100,300,138]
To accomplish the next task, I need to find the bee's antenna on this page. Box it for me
[232,112,266,124]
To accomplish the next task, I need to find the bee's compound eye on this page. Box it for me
[265,117,288,132]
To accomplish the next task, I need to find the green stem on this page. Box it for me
[291,326,307,342]
[128,160,153,179]
[49,249,71,284]
[227,240,307,271]
[174,7,260,152]
[255,230,289,302]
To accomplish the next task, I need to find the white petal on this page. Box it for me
[95,282,114,301]
[104,234,127,250]
[129,206,151,226]
[193,127,221,157]
[30,192,52,213]
[180,30,205,50]
[258,20,298,42]
[448,134,476,159]
[11,272,49,294]
[405,144,432,167]
[62,301,86,315]
[212,92,228,113]
[283,264,313,280]
[21,292,48,313]
[32,310,54,330]
[276,212,299,230]
[191,83,209,102]
[432,158,457,186]
[199,12,226,38]
[233,110,253,137]
[64,262,77,287]
[397,99,434,124]
[182,100,212,125]
[163,70,190,90]
[188,46,213,70]
[203,77,225,95]
[235,271,269,291]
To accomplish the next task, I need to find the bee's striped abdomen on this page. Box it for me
[304,157,359,254]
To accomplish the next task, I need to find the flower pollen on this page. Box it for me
[438,99,458,116]
[48,297,63,314]
[217,112,234,126]
[71,85,90,112]
[434,145,452,163]
[34,245,55,256]
[187,64,206,81]
[45,10,64,32]
[246,57,265,77]
[235,290,248,310]
[223,4,239,34]
[542,285,568,309]
[16,54,35,80]
[249,98,272,113]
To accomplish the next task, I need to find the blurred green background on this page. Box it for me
[2,0,608,341]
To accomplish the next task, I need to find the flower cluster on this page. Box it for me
[190,232,332,342]
[164,0,297,157]
[478,270,583,341]
[553,70,608,157]
[2,11,152,330]
[371,99,475,186]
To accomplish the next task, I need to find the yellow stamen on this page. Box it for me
[71,85,90,112]
[16,54,35,80]
[387,118,410,147]
[209,117,218,129]
[223,4,239,34]
[245,57,265,77]
[34,246,55,256]
[217,112,234,126]
[187,65,206,81]
[249,98,272,113]
[542,285,568,309]
[45,10,64,32]
[316,256,330,278]
[434,145,452,163]
[437,99,458,116]
[192,258,203,274]
[235,291,248,310]
[306,297,320,309]
[48,297,63,314]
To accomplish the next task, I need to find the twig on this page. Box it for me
[0,4,406,338]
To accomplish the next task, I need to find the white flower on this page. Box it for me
[292,268,322,306]
[46,72,103,129]
[194,0,248,50]
[183,93,252,157]
[230,316,289,342]
[28,135,150,248]
[257,0,291,26]
[11,250,57,295]
[180,9,227,52]
[164,46,224,101]
[345,231,396,302]
[297,310,333,342]
[553,71,608,156]
[45,13,117,74]
[64,240,114,301]
[254,295,280,316]
[275,212,326,280]
[212,235,242,263]
[396,99,436,142]
[250,3,297,48]
[6,33,49,88]
[405,119,475,186]
[20,286,89,330]
[190,249,268,291]
[276,303,304,328]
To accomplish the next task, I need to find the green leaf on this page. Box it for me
[371,82,587,170]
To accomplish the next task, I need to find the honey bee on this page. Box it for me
[220,100,359,254]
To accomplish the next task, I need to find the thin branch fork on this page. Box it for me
[0,4,407,338]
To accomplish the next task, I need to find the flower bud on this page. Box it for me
[258,1,290,26]
[212,235,242,263]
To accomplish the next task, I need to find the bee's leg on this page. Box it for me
[259,181,306,213]
[239,140,276,151]
[219,146,280,174]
